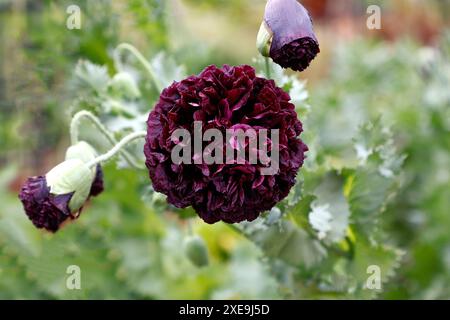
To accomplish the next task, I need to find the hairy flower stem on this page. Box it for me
[87,131,147,169]
[70,110,145,169]
[114,43,164,92]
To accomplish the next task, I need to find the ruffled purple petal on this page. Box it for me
[264,0,320,72]
[144,64,307,224]
[89,164,104,197]
[18,176,73,232]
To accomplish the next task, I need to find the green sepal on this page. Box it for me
[256,21,273,57]
[66,141,97,164]
[45,159,95,213]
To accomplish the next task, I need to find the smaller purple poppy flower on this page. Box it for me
[257,0,320,72]
[19,158,103,233]
[19,176,73,232]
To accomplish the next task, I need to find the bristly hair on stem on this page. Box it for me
[114,43,164,92]
[87,131,147,169]
[70,110,145,169]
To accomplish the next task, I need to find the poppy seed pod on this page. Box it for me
[257,0,320,72]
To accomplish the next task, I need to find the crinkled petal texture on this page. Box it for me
[19,176,73,232]
[144,64,307,224]
[265,0,320,72]
[19,166,104,232]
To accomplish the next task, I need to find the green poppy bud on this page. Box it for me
[109,72,141,99]
[46,159,95,213]
[184,235,209,268]
[66,141,98,168]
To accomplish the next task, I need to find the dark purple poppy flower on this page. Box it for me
[19,161,104,232]
[19,176,73,232]
[144,64,307,224]
[258,0,320,72]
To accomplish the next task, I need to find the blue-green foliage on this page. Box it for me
[0,0,449,299]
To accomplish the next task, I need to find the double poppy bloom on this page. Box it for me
[144,64,307,224]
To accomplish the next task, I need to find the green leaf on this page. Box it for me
[240,219,327,270]
[347,240,405,299]
[150,52,187,88]
[309,174,350,244]
[346,119,405,240]
[73,60,110,94]
[345,168,392,236]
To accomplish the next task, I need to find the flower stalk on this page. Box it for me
[87,131,147,169]
[114,43,164,92]
[70,110,145,169]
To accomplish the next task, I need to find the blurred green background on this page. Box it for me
[0,0,449,299]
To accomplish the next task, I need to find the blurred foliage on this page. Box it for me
[0,0,449,299]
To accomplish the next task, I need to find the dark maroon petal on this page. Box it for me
[18,176,74,232]
[89,165,104,197]
[264,0,320,72]
[144,64,307,224]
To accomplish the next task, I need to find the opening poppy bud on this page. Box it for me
[19,159,97,232]
[184,235,209,268]
[261,0,320,72]
[66,141,104,197]
[45,159,95,213]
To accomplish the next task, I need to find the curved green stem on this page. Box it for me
[114,43,164,92]
[87,131,147,169]
[70,110,145,169]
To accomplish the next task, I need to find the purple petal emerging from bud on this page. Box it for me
[19,164,105,233]
[264,0,320,72]
[89,165,104,197]
[18,176,73,232]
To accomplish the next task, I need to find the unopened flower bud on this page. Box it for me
[66,141,104,196]
[19,159,95,232]
[108,72,141,99]
[65,141,97,164]
[45,159,95,213]
[184,235,209,268]
[258,0,320,72]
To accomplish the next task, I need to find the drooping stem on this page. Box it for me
[87,131,147,169]
[70,110,145,169]
[114,43,164,92]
